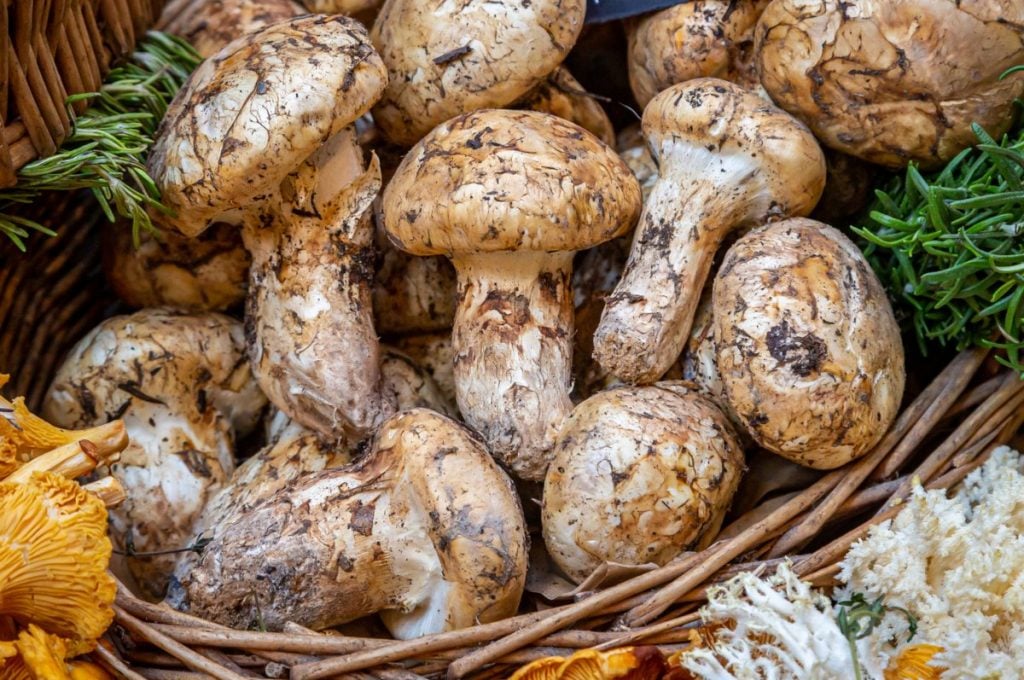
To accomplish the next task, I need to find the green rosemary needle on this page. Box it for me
[853,121,1024,373]
[0,31,200,251]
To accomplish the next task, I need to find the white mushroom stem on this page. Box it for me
[452,251,574,481]
[595,148,752,383]
[245,129,393,436]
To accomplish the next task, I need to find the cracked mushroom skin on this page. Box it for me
[628,0,770,108]
[369,0,586,146]
[755,0,1024,168]
[383,109,641,481]
[42,309,266,599]
[713,218,905,469]
[542,383,743,583]
[149,16,393,437]
[593,79,825,385]
[169,409,527,636]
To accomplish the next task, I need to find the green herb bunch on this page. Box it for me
[0,31,200,251]
[854,120,1024,372]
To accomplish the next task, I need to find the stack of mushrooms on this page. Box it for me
[31,0,1024,676]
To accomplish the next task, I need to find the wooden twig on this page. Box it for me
[94,643,150,680]
[115,582,312,667]
[881,373,1024,508]
[769,347,984,557]
[113,606,248,680]
[593,612,701,651]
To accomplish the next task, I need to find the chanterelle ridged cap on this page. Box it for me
[383,109,641,257]
[149,15,388,237]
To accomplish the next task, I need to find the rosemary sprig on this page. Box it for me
[853,121,1024,373]
[0,31,200,251]
[836,593,918,680]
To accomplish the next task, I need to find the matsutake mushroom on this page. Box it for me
[755,0,1024,168]
[627,0,770,107]
[383,109,641,481]
[515,67,616,147]
[593,78,825,384]
[43,309,266,598]
[169,409,528,637]
[543,383,743,583]
[158,0,304,59]
[369,0,586,145]
[109,0,311,313]
[713,218,905,469]
[148,16,393,438]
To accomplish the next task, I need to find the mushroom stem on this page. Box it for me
[452,251,575,481]
[83,476,127,507]
[594,170,744,383]
[244,131,393,436]
[6,430,125,484]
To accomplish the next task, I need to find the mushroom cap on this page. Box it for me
[392,332,457,408]
[643,78,825,223]
[383,109,641,257]
[170,409,527,635]
[756,0,1024,168]
[713,218,905,469]
[369,0,586,146]
[628,0,770,107]
[149,14,388,237]
[103,221,249,312]
[0,472,115,643]
[516,67,616,147]
[542,383,744,583]
[158,0,305,58]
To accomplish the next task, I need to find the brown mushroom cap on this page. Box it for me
[756,0,1024,168]
[593,78,826,384]
[713,218,905,469]
[170,409,527,636]
[385,109,640,257]
[369,0,586,146]
[542,383,743,583]
[627,0,770,107]
[42,309,266,598]
[149,15,388,237]
[516,67,616,147]
[157,0,305,58]
[102,222,250,312]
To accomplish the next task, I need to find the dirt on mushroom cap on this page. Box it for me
[713,217,905,470]
[149,14,388,237]
[384,109,641,257]
[370,0,586,146]
[756,0,1024,168]
[543,383,744,583]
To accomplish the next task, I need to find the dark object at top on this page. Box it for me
[586,0,682,23]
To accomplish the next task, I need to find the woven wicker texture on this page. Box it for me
[0,194,119,408]
[0,0,165,188]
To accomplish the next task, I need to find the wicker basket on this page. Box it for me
[3,4,1024,679]
[0,0,165,188]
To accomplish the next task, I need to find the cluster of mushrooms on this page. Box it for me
[39,0,1024,641]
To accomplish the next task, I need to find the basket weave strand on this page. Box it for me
[0,0,165,188]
